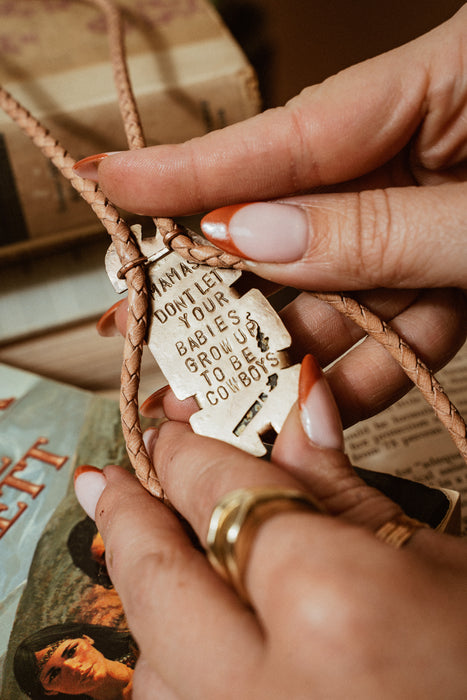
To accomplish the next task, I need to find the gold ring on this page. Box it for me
[375,513,429,548]
[206,486,320,604]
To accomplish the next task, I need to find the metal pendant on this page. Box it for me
[106,225,299,456]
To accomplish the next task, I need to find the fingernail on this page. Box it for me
[96,300,124,337]
[201,202,308,262]
[143,427,158,455]
[74,465,107,520]
[73,151,121,180]
[299,355,344,450]
[140,386,169,418]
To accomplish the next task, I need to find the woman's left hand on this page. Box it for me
[74,363,467,700]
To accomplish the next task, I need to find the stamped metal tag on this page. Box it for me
[106,225,299,456]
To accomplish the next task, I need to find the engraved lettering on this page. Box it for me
[214,315,228,332]
[185,357,198,372]
[173,296,188,311]
[242,348,255,364]
[266,352,280,367]
[239,372,251,387]
[182,288,196,303]
[166,267,182,284]
[198,352,211,369]
[226,377,240,393]
[200,370,212,386]
[233,329,247,344]
[154,309,168,323]
[228,310,240,325]
[207,391,218,406]
[220,339,233,354]
[202,297,215,312]
[214,291,229,307]
[179,313,190,328]
[230,355,242,371]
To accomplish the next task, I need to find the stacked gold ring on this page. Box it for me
[206,486,321,604]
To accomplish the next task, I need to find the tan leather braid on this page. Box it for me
[313,292,467,463]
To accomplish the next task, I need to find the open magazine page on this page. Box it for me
[0,364,138,698]
[346,342,467,535]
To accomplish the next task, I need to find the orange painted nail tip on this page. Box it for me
[140,385,170,416]
[74,464,102,483]
[201,203,251,257]
[73,152,109,170]
[298,354,323,407]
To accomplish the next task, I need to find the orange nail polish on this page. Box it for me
[73,152,111,179]
[298,354,323,409]
[298,354,344,451]
[140,385,170,418]
[96,300,123,337]
[201,203,252,257]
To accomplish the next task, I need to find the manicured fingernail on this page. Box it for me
[299,355,344,450]
[73,151,121,180]
[96,300,124,337]
[74,465,107,520]
[201,202,308,262]
[143,427,159,455]
[140,386,169,418]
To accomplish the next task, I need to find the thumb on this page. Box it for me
[272,354,407,531]
[200,182,467,290]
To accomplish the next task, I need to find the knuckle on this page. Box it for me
[286,573,370,654]
[352,189,404,286]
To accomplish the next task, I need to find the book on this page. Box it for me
[0,362,136,695]
[0,0,260,260]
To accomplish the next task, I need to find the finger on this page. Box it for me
[140,385,198,422]
[200,183,467,290]
[271,355,403,530]
[77,13,458,214]
[79,466,262,698]
[96,298,128,337]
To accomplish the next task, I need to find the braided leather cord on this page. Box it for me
[1,0,466,501]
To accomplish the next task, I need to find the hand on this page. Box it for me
[78,7,467,427]
[74,357,467,699]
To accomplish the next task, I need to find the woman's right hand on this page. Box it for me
[86,5,467,427]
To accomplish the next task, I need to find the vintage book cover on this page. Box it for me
[0,0,260,258]
[0,362,137,696]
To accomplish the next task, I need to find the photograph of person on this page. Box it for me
[13,623,137,700]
